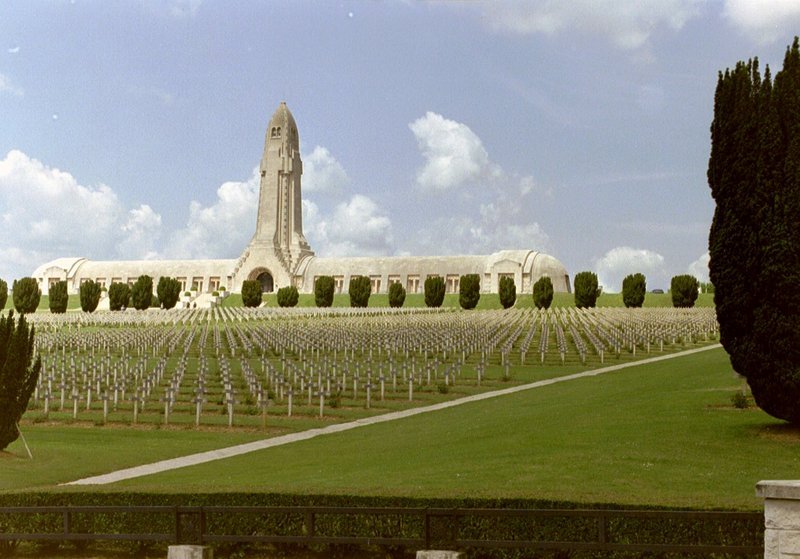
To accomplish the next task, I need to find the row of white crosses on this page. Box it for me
[27,306,719,427]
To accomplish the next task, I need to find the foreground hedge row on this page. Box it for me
[0,492,762,559]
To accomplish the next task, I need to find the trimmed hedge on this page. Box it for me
[0,492,762,559]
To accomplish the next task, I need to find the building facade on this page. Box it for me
[33,102,571,298]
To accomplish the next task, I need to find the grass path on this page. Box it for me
[64,344,722,486]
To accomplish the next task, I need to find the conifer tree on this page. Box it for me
[0,279,7,311]
[388,282,406,308]
[108,282,130,311]
[573,271,600,308]
[314,276,335,307]
[459,274,480,310]
[622,273,646,308]
[241,280,263,308]
[424,276,445,308]
[498,276,517,309]
[532,276,553,310]
[708,38,800,423]
[130,275,153,310]
[49,280,69,313]
[348,276,371,308]
[79,280,102,313]
[12,278,40,314]
[0,311,41,450]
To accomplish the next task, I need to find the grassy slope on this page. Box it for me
[81,348,795,510]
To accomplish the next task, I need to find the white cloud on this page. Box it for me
[302,146,350,193]
[595,246,665,293]
[0,73,23,96]
[7,46,20,54]
[687,251,710,283]
[409,111,491,191]
[0,150,142,279]
[723,0,800,44]
[118,205,162,260]
[303,194,393,257]
[479,0,699,51]
[167,168,259,259]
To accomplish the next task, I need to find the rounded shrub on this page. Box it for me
[157,277,182,310]
[424,276,445,308]
[670,275,699,308]
[349,275,371,308]
[12,278,40,314]
[241,280,263,308]
[79,280,102,313]
[533,276,553,310]
[130,275,153,310]
[459,274,480,310]
[498,276,516,309]
[573,271,600,308]
[315,276,335,308]
[277,285,299,308]
[108,282,130,311]
[388,282,406,308]
[622,273,646,308]
[48,280,69,314]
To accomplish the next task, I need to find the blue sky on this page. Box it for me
[1,1,799,291]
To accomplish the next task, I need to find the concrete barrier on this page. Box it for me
[757,480,800,558]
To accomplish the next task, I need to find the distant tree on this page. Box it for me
[459,274,480,310]
[670,275,699,308]
[108,282,130,311]
[277,285,299,307]
[241,280,263,308]
[573,271,600,308]
[388,282,406,308]
[150,294,161,308]
[12,278,40,314]
[0,311,41,450]
[0,279,7,311]
[533,276,554,310]
[699,281,715,294]
[498,276,516,309]
[157,277,182,310]
[314,276,335,308]
[424,276,445,308]
[349,275,371,308]
[130,275,153,310]
[622,273,647,308]
[48,281,69,314]
[79,280,102,313]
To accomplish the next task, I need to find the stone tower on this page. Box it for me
[233,102,314,292]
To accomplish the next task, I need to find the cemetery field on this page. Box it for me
[3,345,793,511]
[0,306,776,509]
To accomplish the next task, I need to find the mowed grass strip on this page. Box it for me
[107,348,797,509]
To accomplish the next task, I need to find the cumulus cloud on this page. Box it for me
[723,0,800,44]
[302,146,350,193]
[169,0,202,17]
[0,73,23,96]
[167,168,259,259]
[303,195,393,257]
[595,246,665,293]
[687,251,710,283]
[117,205,162,260]
[0,150,155,279]
[409,111,492,192]
[478,0,699,51]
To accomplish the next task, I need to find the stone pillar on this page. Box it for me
[757,480,800,558]
[167,545,213,559]
[416,552,463,559]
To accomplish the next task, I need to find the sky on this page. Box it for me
[1,1,800,292]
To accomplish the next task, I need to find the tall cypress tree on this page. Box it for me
[709,38,800,423]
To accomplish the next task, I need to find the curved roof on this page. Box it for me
[31,257,87,279]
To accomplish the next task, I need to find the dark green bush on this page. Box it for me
[79,280,102,313]
[241,280,263,308]
[277,285,299,308]
[459,274,480,310]
[671,275,699,308]
[498,276,516,309]
[573,271,600,308]
[622,273,646,308]
[348,276,371,308]
[157,277,182,310]
[48,281,69,314]
[315,276,335,308]
[0,278,7,310]
[130,275,153,311]
[532,276,553,310]
[388,282,406,308]
[424,276,445,308]
[12,278,40,314]
[108,282,130,311]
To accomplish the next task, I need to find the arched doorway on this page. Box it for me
[257,271,274,293]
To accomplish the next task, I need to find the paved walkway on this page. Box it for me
[64,344,722,486]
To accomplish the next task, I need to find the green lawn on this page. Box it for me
[6,347,789,510]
